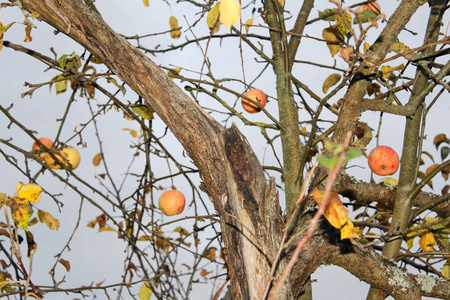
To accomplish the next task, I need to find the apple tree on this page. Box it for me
[0,0,449,299]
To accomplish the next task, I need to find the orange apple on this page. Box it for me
[158,190,186,216]
[32,137,54,160]
[368,146,399,176]
[359,1,380,14]
[241,89,267,113]
[44,146,81,170]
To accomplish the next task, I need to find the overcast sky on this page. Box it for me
[0,1,448,299]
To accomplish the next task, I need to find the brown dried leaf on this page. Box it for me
[59,258,71,272]
[93,153,103,166]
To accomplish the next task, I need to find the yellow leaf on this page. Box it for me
[169,16,181,39]
[406,225,423,249]
[390,42,410,54]
[219,0,241,29]
[93,153,103,166]
[336,11,352,38]
[98,226,116,232]
[340,219,359,240]
[139,283,153,300]
[58,258,71,272]
[15,182,42,204]
[322,26,342,57]
[244,18,253,33]
[380,64,404,79]
[381,177,398,186]
[363,42,371,54]
[206,2,221,34]
[6,197,33,231]
[55,74,68,95]
[312,189,348,229]
[122,128,138,137]
[442,260,450,279]
[278,0,285,4]
[38,210,60,230]
[322,73,341,93]
[143,0,149,7]
[167,67,181,79]
[419,231,435,252]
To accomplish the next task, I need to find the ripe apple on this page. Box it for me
[32,137,54,160]
[44,146,81,170]
[241,89,267,113]
[368,146,399,176]
[158,190,186,216]
[359,1,380,14]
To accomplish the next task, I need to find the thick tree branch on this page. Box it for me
[333,0,423,143]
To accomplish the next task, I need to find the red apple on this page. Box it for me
[368,146,400,176]
[32,137,54,160]
[241,89,267,113]
[158,190,186,216]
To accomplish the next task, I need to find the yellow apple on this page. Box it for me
[158,190,186,216]
[44,146,81,170]
[241,89,267,113]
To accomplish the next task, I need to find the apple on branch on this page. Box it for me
[241,89,267,113]
[158,190,186,216]
[32,137,54,160]
[368,145,400,176]
[44,146,81,170]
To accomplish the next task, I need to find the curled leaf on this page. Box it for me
[93,153,103,166]
[59,258,71,272]
[38,210,60,230]
[24,25,32,42]
[312,189,348,229]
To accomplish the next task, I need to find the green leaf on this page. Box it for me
[318,9,336,21]
[55,74,68,95]
[58,52,81,70]
[441,146,450,161]
[343,148,362,165]
[317,153,339,169]
[354,10,378,23]
[131,104,154,120]
[0,22,15,35]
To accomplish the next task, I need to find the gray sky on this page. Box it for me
[0,1,448,299]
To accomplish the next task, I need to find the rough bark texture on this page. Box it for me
[14,1,450,299]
